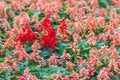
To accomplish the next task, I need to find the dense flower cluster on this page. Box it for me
[16,26,38,44]
[40,27,57,49]
[40,18,57,49]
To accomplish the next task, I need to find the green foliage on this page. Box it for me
[17,60,29,74]
[78,39,91,60]
[94,27,105,35]
[98,0,112,8]
[75,65,87,73]
[115,8,120,14]
[0,33,6,39]
[0,70,17,80]
[28,11,45,21]
[111,75,120,80]
[117,46,120,56]
[59,9,69,19]
[96,40,106,49]
[40,48,53,58]
[56,41,69,54]
[24,43,32,53]
[30,65,71,79]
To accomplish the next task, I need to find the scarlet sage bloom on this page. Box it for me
[40,27,57,49]
[58,19,67,34]
[16,26,38,44]
[40,17,52,31]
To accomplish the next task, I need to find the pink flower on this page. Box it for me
[108,60,120,74]
[89,54,98,66]
[48,54,59,65]
[97,68,111,80]
[17,68,38,80]
[30,41,40,61]
[112,33,120,46]
[86,17,98,31]
[88,0,98,7]
[63,76,70,80]
[56,73,63,80]
[20,12,30,25]
[110,19,118,28]
[0,5,5,17]
[97,17,106,26]
[61,50,71,61]
[0,62,12,70]
[77,60,86,66]
[66,61,74,70]
[12,59,19,69]
[79,66,94,79]
[99,9,107,17]
[11,0,24,11]
[71,71,79,80]
[72,22,82,33]
[30,0,38,3]
[13,42,29,61]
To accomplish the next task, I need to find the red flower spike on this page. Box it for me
[40,17,52,31]
[40,27,57,49]
[16,26,38,44]
[58,19,67,33]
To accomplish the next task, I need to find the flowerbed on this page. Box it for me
[0,0,120,80]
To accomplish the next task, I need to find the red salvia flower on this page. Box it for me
[58,19,67,33]
[40,27,57,49]
[40,17,52,31]
[16,26,38,44]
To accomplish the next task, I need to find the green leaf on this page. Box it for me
[115,8,120,14]
[28,11,34,18]
[56,42,69,54]
[17,60,29,74]
[78,39,91,60]
[75,65,87,72]
[94,27,105,35]
[40,49,52,57]
[90,77,97,80]
[30,65,71,79]
[0,33,6,38]
[0,78,4,80]
[0,44,3,49]
[0,58,5,62]
[59,9,69,18]
[38,12,45,21]
[116,46,120,56]
[96,40,105,49]
[24,43,32,53]
[8,16,13,26]
[105,14,111,22]
[98,0,107,8]
[111,75,120,80]
[98,0,112,8]
[6,8,12,13]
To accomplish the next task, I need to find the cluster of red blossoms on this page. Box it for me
[40,18,57,49]
[16,26,38,44]
[16,18,57,49]
[58,19,67,34]
[40,17,52,31]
